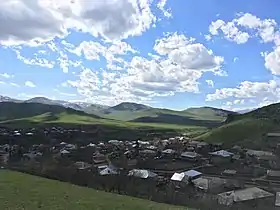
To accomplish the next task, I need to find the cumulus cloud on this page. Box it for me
[209,13,280,45]
[13,48,55,68]
[157,0,172,18]
[209,13,280,76]
[0,73,14,79]
[10,82,20,87]
[0,0,170,46]
[206,80,214,87]
[67,33,225,104]
[206,80,280,108]
[25,81,36,88]
[263,46,280,75]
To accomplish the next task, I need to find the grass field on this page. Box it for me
[2,112,207,131]
[0,170,189,210]
[98,108,226,122]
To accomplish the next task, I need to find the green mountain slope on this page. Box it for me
[0,102,101,121]
[195,102,280,148]
[93,103,231,127]
[0,102,206,131]
[0,170,188,210]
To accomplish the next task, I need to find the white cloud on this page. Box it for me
[0,81,5,85]
[0,73,14,79]
[264,46,280,75]
[25,81,36,88]
[209,19,250,44]
[206,80,280,104]
[204,34,212,41]
[209,13,280,45]
[67,33,225,105]
[233,57,239,62]
[53,89,76,97]
[14,48,55,68]
[10,82,20,87]
[0,0,168,46]
[157,0,172,18]
[206,80,214,87]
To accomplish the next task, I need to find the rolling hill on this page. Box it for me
[0,170,188,210]
[0,102,101,122]
[196,102,280,148]
[90,102,232,127]
[0,96,234,129]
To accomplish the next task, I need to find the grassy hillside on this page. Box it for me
[0,170,187,210]
[0,102,221,130]
[196,103,280,147]
[2,112,205,131]
[94,103,229,127]
[0,102,101,121]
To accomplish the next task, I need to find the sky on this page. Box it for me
[0,0,280,111]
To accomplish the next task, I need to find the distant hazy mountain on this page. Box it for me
[184,106,236,117]
[24,97,94,111]
[0,95,21,103]
[24,97,59,105]
[84,104,110,114]
[106,102,151,112]
[236,108,256,114]
[0,101,101,122]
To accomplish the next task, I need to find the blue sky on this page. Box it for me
[0,0,280,111]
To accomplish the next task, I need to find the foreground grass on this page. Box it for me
[0,170,189,210]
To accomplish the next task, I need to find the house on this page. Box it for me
[140,149,156,157]
[182,169,202,180]
[108,140,123,146]
[74,161,92,170]
[246,149,278,168]
[246,149,274,157]
[99,165,119,176]
[209,150,234,165]
[171,170,202,183]
[222,169,237,176]
[180,151,201,161]
[267,170,280,180]
[275,192,280,207]
[92,152,106,165]
[266,133,280,147]
[171,172,188,182]
[162,149,176,157]
[193,176,226,193]
[128,169,157,179]
[60,149,70,157]
[218,187,273,206]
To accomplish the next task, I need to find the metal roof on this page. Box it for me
[171,172,186,182]
[181,151,200,158]
[219,187,273,203]
[99,166,119,176]
[162,149,175,154]
[182,169,202,178]
[275,192,280,206]
[128,169,157,179]
[209,150,234,157]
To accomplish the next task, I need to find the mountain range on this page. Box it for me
[1,95,280,148]
[0,95,235,128]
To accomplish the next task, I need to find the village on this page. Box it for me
[2,126,280,209]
